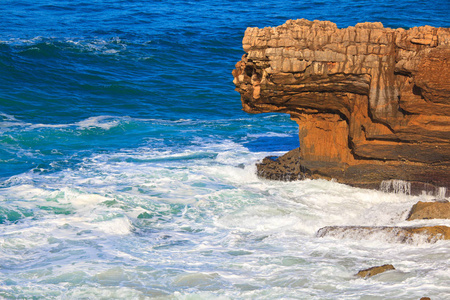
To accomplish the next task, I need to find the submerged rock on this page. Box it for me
[233,19,450,196]
[407,201,450,220]
[316,225,450,243]
[356,264,395,278]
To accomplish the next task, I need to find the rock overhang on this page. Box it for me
[232,19,450,196]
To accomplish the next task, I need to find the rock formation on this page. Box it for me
[356,264,395,278]
[232,19,450,196]
[407,200,450,220]
[316,225,450,243]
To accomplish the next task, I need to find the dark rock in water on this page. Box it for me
[256,148,303,181]
[233,19,450,196]
[316,225,450,243]
[356,264,395,278]
[407,201,450,220]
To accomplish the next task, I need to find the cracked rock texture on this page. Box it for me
[232,19,450,195]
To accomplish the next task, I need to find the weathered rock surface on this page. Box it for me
[407,200,450,220]
[232,19,450,196]
[256,148,303,180]
[316,225,450,243]
[356,264,395,278]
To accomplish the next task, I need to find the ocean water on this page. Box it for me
[0,0,449,299]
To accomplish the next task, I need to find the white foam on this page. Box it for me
[59,188,111,209]
[75,115,123,130]
[103,49,120,54]
[1,36,44,45]
[29,123,70,129]
[91,217,133,235]
[0,112,32,131]
[1,113,135,132]
[1,140,449,299]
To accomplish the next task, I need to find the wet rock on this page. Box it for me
[356,264,395,278]
[407,201,450,220]
[256,148,303,181]
[316,225,450,243]
[233,19,450,196]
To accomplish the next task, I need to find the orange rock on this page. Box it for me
[356,264,395,278]
[407,201,450,220]
[233,19,450,195]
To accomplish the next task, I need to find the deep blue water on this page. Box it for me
[0,1,449,299]
[1,0,449,179]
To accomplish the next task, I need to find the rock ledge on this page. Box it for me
[316,225,450,243]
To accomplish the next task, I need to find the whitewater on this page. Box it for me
[1,0,449,299]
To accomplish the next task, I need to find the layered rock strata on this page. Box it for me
[232,19,450,195]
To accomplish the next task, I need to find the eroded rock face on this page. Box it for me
[232,19,450,195]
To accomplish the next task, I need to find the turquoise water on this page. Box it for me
[1,1,449,299]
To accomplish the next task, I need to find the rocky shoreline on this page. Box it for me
[232,19,450,197]
[319,199,449,289]
[316,200,450,244]
[233,22,449,293]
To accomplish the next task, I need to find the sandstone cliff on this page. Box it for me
[232,19,450,196]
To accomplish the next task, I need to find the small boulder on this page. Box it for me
[356,264,395,278]
[407,201,450,220]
